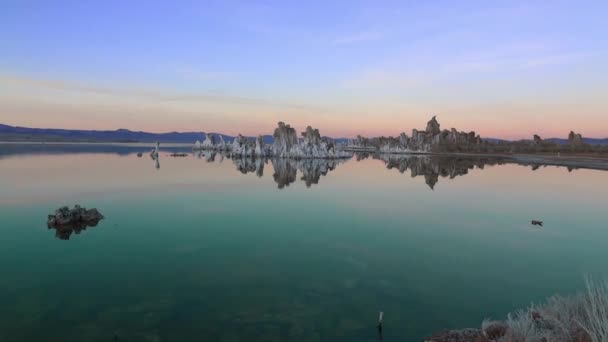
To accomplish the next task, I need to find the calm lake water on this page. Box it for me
[0,143,607,342]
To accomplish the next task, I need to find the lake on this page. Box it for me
[0,143,606,341]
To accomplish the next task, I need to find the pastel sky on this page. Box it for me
[1,0,607,139]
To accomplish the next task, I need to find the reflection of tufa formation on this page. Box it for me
[193,122,351,159]
[372,154,505,189]
[225,155,346,189]
[47,205,104,240]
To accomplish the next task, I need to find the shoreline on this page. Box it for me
[2,142,608,170]
[370,151,608,171]
[424,278,608,342]
[0,141,194,147]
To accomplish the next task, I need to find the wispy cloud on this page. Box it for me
[0,74,320,111]
[340,69,429,89]
[173,64,236,81]
[338,48,602,93]
[332,32,384,45]
[521,51,598,69]
[442,50,599,74]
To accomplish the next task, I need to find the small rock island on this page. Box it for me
[47,205,104,240]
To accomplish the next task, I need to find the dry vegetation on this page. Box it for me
[491,277,608,342]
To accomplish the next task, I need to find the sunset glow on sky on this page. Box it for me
[1,1,607,139]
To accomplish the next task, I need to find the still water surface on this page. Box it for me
[0,144,606,341]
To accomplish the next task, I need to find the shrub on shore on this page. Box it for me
[492,277,608,342]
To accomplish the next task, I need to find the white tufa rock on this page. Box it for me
[150,141,160,159]
[190,122,352,159]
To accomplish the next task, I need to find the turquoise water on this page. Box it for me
[0,144,607,341]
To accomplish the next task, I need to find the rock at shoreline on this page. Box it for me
[481,320,508,340]
[423,328,486,342]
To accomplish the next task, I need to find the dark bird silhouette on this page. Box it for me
[531,220,543,227]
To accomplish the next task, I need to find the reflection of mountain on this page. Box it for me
[373,154,505,189]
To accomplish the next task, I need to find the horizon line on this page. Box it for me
[1,121,606,141]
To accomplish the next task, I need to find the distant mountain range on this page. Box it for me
[0,123,348,144]
[0,123,605,145]
[483,137,608,146]
[545,138,608,146]
[0,123,265,143]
